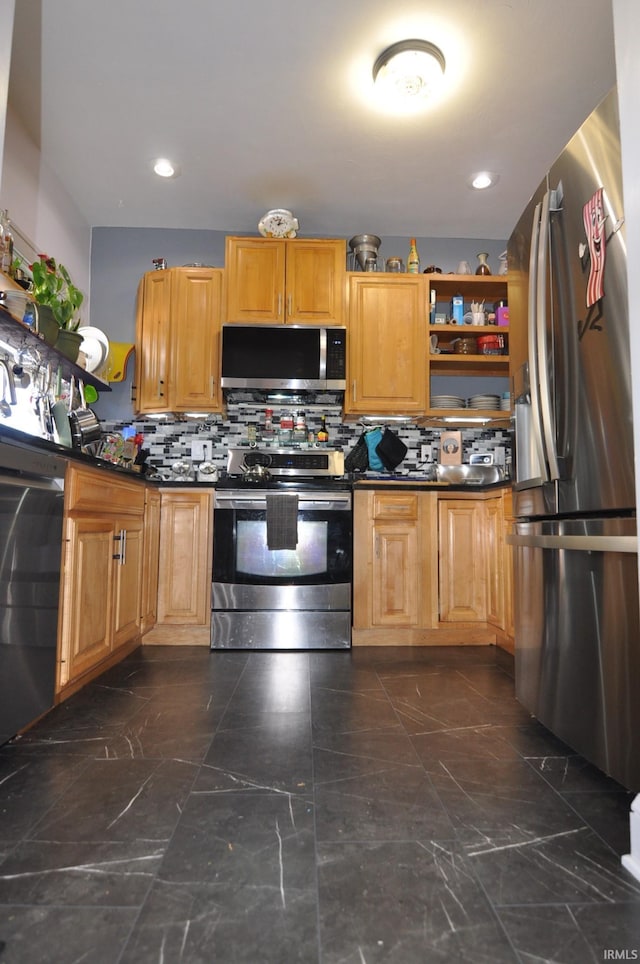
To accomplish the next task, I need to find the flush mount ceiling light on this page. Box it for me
[469,171,500,190]
[372,39,446,106]
[153,158,181,178]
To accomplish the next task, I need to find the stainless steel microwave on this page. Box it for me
[220,324,347,391]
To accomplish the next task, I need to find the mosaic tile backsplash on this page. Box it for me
[100,402,513,479]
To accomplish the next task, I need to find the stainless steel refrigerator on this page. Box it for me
[508,87,640,791]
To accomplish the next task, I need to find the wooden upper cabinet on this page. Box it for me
[171,268,222,410]
[346,275,427,415]
[285,240,345,324]
[134,266,223,415]
[224,237,346,325]
[135,270,172,412]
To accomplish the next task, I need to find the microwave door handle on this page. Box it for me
[536,189,560,481]
[527,201,548,481]
[319,328,327,380]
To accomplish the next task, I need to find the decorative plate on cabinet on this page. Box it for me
[258,209,299,238]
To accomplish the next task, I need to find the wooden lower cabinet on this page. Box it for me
[58,465,146,698]
[501,489,515,652]
[59,517,115,683]
[111,516,144,648]
[353,486,512,647]
[353,489,438,643]
[438,498,489,622]
[144,488,213,646]
[141,487,161,634]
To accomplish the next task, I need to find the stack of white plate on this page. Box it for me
[78,326,110,374]
[431,395,466,409]
[468,394,500,409]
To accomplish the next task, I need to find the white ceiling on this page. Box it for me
[8,0,616,241]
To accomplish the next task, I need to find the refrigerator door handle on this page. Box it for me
[507,532,638,553]
[536,188,561,481]
[526,201,548,481]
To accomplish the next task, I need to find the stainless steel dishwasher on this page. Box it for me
[0,437,67,744]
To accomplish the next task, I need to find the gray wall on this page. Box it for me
[90,227,507,421]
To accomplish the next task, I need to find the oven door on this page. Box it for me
[211,489,352,650]
[213,490,351,587]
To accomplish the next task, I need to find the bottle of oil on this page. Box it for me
[408,238,420,274]
[317,416,329,446]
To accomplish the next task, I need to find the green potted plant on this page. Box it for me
[29,253,84,360]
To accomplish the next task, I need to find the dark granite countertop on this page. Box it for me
[0,424,147,483]
[0,428,510,494]
[352,474,510,492]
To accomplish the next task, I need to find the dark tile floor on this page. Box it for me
[0,644,638,963]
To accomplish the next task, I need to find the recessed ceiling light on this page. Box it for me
[469,171,500,190]
[153,158,181,178]
[372,39,446,109]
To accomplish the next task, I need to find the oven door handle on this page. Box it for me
[215,492,352,511]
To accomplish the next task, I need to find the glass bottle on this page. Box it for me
[475,252,491,275]
[293,411,307,442]
[317,416,329,446]
[408,238,420,274]
[263,407,274,439]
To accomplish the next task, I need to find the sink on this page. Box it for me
[435,464,505,485]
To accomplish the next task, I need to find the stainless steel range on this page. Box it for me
[211,447,352,650]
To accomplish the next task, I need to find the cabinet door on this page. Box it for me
[502,490,515,644]
[225,238,285,323]
[346,276,426,414]
[171,268,223,410]
[135,270,172,413]
[286,240,345,325]
[157,490,212,625]
[439,500,487,621]
[372,522,421,626]
[353,491,427,630]
[485,497,504,627]
[58,517,114,688]
[112,518,144,650]
[141,488,161,635]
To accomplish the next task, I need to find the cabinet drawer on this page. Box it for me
[67,465,145,515]
[372,492,419,521]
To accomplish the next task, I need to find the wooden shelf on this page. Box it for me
[430,354,509,376]
[429,323,509,334]
[425,273,508,301]
[0,307,111,391]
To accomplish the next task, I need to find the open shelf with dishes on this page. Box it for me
[424,274,510,420]
[429,324,509,374]
[0,306,111,391]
